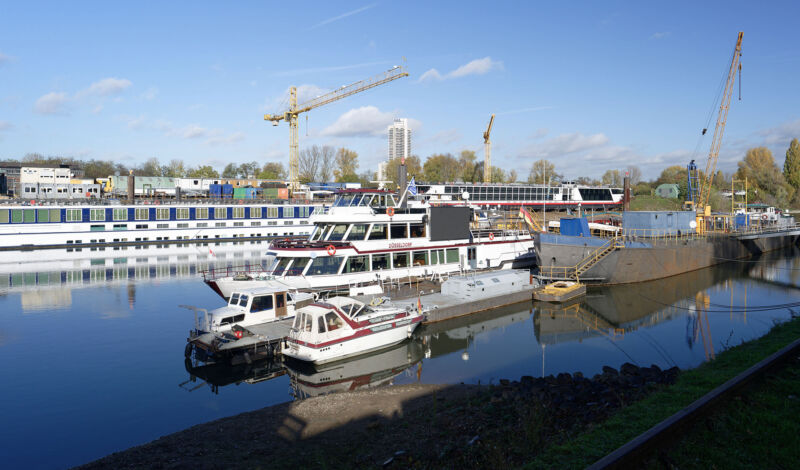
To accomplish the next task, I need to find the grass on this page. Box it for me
[523,315,800,469]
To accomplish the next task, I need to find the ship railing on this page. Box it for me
[200,264,274,281]
[0,196,334,207]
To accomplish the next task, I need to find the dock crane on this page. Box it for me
[696,32,743,232]
[483,114,495,183]
[265,65,409,191]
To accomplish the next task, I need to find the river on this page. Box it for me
[0,242,798,469]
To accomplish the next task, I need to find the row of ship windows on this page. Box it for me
[77,220,300,232]
[63,233,311,252]
[0,207,313,224]
[272,248,461,277]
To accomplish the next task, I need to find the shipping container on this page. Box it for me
[622,211,696,234]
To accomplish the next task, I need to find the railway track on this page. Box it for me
[587,336,800,469]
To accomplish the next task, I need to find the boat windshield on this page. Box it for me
[334,194,355,207]
[286,257,311,276]
[272,257,292,276]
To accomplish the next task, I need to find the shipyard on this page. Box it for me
[3,3,800,470]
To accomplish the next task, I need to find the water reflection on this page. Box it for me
[0,241,272,312]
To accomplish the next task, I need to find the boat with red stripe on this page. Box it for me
[283,296,424,364]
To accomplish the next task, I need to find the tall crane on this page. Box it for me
[698,32,743,222]
[483,114,495,183]
[265,65,409,191]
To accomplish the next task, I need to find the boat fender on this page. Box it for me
[184,342,193,358]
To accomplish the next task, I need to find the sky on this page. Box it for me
[1,1,800,181]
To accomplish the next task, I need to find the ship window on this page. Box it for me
[238,294,249,307]
[0,210,7,224]
[195,208,208,219]
[90,209,105,222]
[368,224,388,240]
[232,207,245,218]
[412,250,428,266]
[304,313,313,332]
[390,223,408,239]
[430,249,444,265]
[272,257,292,276]
[335,195,354,207]
[156,208,169,220]
[307,256,343,275]
[112,209,127,221]
[214,207,226,219]
[324,311,342,330]
[371,253,389,270]
[176,208,189,220]
[37,209,50,223]
[345,224,368,241]
[267,207,279,218]
[251,295,273,313]
[327,224,349,241]
[409,223,426,238]
[135,208,149,220]
[220,314,245,326]
[317,316,326,333]
[392,252,409,268]
[343,255,368,273]
[446,248,459,263]
[386,195,396,207]
[229,293,240,305]
[11,209,23,223]
[249,207,261,218]
[286,257,310,276]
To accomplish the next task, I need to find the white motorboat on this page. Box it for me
[205,189,536,299]
[283,296,423,364]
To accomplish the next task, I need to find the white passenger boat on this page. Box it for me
[204,189,536,299]
[0,200,319,249]
[282,296,423,364]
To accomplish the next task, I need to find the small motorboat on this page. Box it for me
[194,287,314,334]
[283,296,424,364]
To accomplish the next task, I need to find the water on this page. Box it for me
[0,243,798,469]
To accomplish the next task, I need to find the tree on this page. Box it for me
[334,148,359,182]
[423,153,461,182]
[784,138,800,191]
[298,145,335,182]
[83,160,127,179]
[625,165,642,185]
[187,165,220,178]
[258,162,285,180]
[655,165,688,186]
[458,150,478,182]
[575,176,597,185]
[490,166,506,183]
[383,156,423,189]
[736,147,793,206]
[138,157,163,176]
[507,169,518,183]
[221,163,238,178]
[601,169,622,186]
[527,159,562,184]
[319,146,336,182]
[235,161,260,178]
[162,159,187,178]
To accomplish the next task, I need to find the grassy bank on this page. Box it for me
[524,315,800,469]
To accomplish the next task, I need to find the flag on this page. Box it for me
[407,177,417,196]
[417,295,423,314]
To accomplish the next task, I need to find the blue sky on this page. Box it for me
[1,1,799,180]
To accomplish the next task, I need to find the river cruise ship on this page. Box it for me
[415,181,624,209]
[0,200,319,249]
[204,189,536,299]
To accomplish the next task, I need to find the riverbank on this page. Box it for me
[78,316,800,469]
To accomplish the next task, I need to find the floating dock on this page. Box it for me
[187,317,293,365]
[533,281,586,303]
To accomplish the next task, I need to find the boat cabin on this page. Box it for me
[203,287,314,332]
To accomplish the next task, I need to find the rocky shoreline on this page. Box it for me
[78,363,679,469]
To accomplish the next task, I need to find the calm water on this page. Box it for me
[0,243,798,469]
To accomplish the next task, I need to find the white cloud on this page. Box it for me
[124,115,245,146]
[309,3,377,30]
[419,57,503,82]
[140,87,158,101]
[126,115,147,130]
[0,52,12,65]
[0,121,11,131]
[650,32,671,40]
[428,128,462,146]
[321,106,421,138]
[80,77,132,97]
[206,131,246,146]
[758,118,800,147]
[34,92,70,115]
[92,105,104,114]
[521,132,609,159]
[180,125,208,139]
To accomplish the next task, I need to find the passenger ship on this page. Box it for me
[204,189,536,299]
[0,201,318,249]
[415,181,624,209]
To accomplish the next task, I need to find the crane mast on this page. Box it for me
[265,65,409,191]
[698,32,743,221]
[483,114,495,183]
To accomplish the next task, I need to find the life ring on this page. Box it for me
[760,213,768,221]
[488,232,495,241]
[327,244,336,256]
[387,207,395,217]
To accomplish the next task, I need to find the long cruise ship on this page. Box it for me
[415,181,624,209]
[204,189,537,299]
[0,200,319,249]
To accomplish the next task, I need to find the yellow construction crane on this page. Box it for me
[697,32,743,230]
[483,114,495,183]
[265,65,409,191]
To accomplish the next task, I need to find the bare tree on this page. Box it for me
[319,145,336,182]
[298,145,321,183]
[625,165,642,185]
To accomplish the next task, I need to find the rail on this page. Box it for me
[0,197,333,207]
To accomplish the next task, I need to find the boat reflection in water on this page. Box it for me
[181,357,286,395]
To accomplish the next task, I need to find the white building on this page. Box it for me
[20,167,72,185]
[387,118,411,162]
